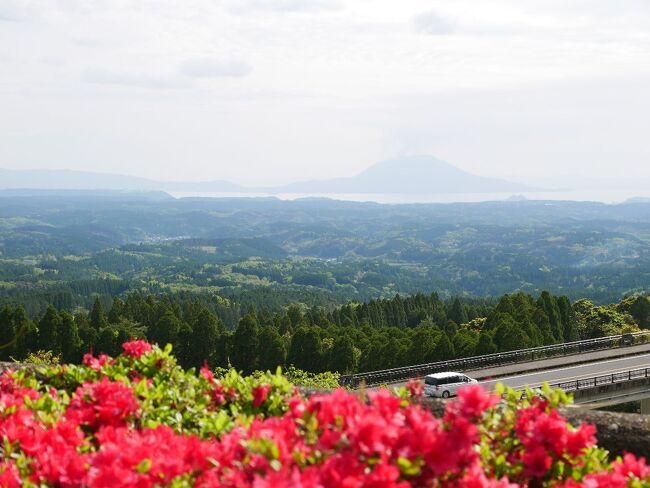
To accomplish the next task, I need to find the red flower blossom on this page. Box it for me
[82,353,115,371]
[405,379,424,399]
[3,342,649,487]
[447,384,499,421]
[121,339,153,358]
[213,384,226,405]
[522,446,553,478]
[200,362,215,383]
[252,384,272,408]
[612,452,650,479]
[0,461,20,488]
[67,377,139,429]
[566,423,597,456]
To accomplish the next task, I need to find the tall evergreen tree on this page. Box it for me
[286,305,303,328]
[433,331,455,360]
[95,327,119,356]
[149,311,181,349]
[494,317,531,352]
[327,335,358,374]
[475,332,497,355]
[187,309,222,368]
[448,298,469,325]
[0,306,17,360]
[90,297,108,329]
[108,298,125,324]
[60,311,82,363]
[538,291,563,342]
[38,305,62,355]
[257,326,286,372]
[453,329,478,358]
[557,296,578,342]
[379,336,404,369]
[231,314,260,374]
[287,326,323,372]
[406,325,438,364]
[630,296,650,329]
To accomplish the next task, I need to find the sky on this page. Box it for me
[1,0,650,187]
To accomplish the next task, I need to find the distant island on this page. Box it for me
[0,168,242,193]
[0,155,538,195]
[270,156,538,194]
[625,197,650,204]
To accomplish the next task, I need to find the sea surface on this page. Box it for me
[169,188,650,205]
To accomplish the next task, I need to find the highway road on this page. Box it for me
[477,352,650,391]
[380,342,650,390]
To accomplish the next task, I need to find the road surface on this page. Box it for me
[478,352,650,391]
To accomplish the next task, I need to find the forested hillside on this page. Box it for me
[2,192,650,376]
[2,291,648,375]
[2,192,650,305]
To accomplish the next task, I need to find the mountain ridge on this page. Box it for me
[271,155,537,194]
[0,168,242,192]
[1,156,537,194]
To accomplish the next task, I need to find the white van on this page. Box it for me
[423,372,477,398]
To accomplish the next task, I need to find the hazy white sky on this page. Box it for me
[1,0,650,186]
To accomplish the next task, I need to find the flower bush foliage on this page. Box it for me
[0,340,648,487]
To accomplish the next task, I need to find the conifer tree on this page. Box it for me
[448,298,469,325]
[150,311,181,349]
[0,306,17,360]
[287,326,322,372]
[231,314,260,374]
[475,331,497,355]
[187,309,222,368]
[38,305,62,354]
[90,297,108,329]
[258,326,286,372]
[60,311,82,363]
[327,335,358,374]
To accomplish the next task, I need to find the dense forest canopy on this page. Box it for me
[1,192,650,376]
[1,192,650,309]
[1,290,648,376]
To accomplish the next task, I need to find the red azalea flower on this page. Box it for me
[121,340,153,358]
[200,362,215,383]
[0,461,20,488]
[405,378,424,399]
[522,446,552,478]
[82,353,115,371]
[252,384,272,408]
[612,453,650,479]
[67,377,139,429]
[213,384,226,405]
[447,384,499,421]
[566,423,597,456]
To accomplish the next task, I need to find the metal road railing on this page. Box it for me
[340,331,650,388]
[550,366,650,392]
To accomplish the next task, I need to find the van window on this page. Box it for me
[424,377,438,386]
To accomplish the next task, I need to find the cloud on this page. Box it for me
[229,0,342,14]
[40,56,65,66]
[82,68,189,89]
[71,38,106,48]
[53,0,112,14]
[412,11,455,35]
[179,58,252,78]
[0,1,34,22]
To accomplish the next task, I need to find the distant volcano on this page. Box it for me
[273,155,538,194]
[1,156,539,195]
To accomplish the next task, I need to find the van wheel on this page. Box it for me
[442,391,450,398]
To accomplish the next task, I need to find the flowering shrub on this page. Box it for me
[0,340,648,486]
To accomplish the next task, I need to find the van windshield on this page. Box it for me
[424,377,438,386]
